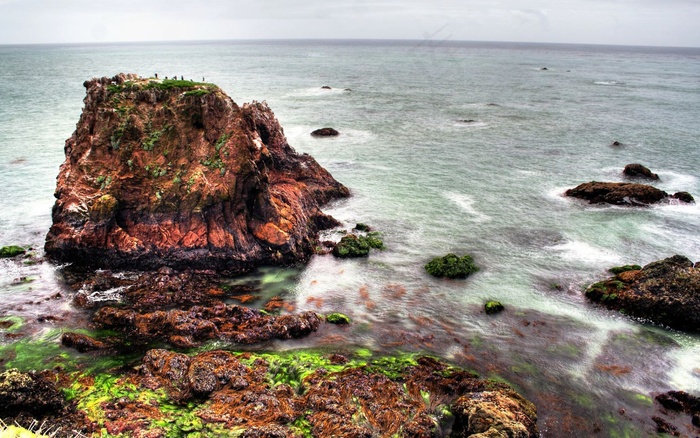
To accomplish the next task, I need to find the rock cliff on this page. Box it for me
[45,74,348,271]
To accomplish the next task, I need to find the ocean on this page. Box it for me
[1,40,699,436]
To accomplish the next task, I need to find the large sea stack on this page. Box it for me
[45,74,349,271]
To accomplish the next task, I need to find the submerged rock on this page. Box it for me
[565,181,693,206]
[585,255,700,331]
[310,127,340,137]
[45,74,348,271]
[623,163,659,180]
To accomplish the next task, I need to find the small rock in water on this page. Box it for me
[485,301,505,315]
[311,127,340,137]
[623,163,659,180]
[611,140,622,146]
[321,85,332,90]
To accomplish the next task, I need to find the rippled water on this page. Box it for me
[1,40,700,436]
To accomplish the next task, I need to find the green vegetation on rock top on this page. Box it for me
[425,253,479,279]
[332,233,384,258]
[0,245,26,258]
[609,264,642,275]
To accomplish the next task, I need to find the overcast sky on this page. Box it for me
[0,0,698,47]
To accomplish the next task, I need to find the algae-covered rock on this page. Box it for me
[585,255,700,332]
[0,245,26,258]
[609,264,642,275]
[0,369,64,417]
[332,233,384,258]
[452,390,538,437]
[485,301,505,315]
[425,253,479,279]
[60,350,537,437]
[325,313,351,324]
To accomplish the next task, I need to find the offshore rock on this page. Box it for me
[311,127,339,137]
[565,181,693,206]
[585,255,700,332]
[45,74,348,271]
[623,163,659,180]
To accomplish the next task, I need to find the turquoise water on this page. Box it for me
[1,40,700,436]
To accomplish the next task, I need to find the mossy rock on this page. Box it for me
[609,264,642,275]
[326,313,351,324]
[332,233,384,258]
[485,301,505,315]
[0,245,26,258]
[425,253,479,279]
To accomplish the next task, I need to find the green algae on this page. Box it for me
[0,316,24,333]
[325,312,351,324]
[425,253,479,279]
[0,245,26,258]
[332,233,384,258]
[609,265,642,275]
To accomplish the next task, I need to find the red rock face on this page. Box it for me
[45,74,348,271]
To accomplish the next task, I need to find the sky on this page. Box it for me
[0,0,698,47]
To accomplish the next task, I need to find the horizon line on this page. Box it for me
[1,37,699,51]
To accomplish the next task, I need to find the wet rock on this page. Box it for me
[61,332,113,352]
[485,301,505,315]
[611,141,622,146]
[0,368,64,417]
[94,303,321,346]
[321,86,332,90]
[655,390,700,419]
[672,191,695,203]
[0,245,26,258]
[585,255,700,332]
[623,163,659,180]
[565,181,690,206]
[452,390,538,437]
[311,127,340,137]
[332,233,384,258]
[45,74,348,271]
[425,253,479,279]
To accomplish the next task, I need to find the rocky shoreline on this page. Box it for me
[3,74,700,437]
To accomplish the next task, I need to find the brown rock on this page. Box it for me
[452,390,538,438]
[623,163,659,180]
[61,332,112,352]
[566,181,670,206]
[585,255,700,332]
[311,127,340,137]
[45,74,348,271]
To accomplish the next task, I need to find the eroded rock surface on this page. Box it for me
[585,255,700,331]
[45,74,348,271]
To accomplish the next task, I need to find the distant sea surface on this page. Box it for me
[1,40,700,436]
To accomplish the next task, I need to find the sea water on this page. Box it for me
[1,40,699,436]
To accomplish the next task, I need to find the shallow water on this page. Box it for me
[1,40,700,436]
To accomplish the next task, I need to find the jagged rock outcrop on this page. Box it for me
[45,74,348,271]
[565,181,693,206]
[585,255,700,332]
